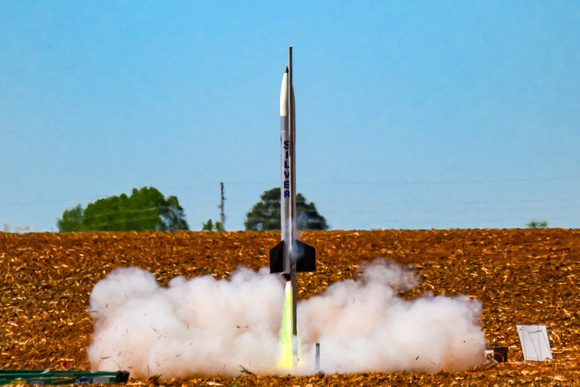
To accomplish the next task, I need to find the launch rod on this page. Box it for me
[288,46,296,247]
[288,45,299,348]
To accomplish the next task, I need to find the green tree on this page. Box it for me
[56,204,85,232]
[527,219,548,228]
[245,187,328,231]
[202,219,223,231]
[57,187,189,232]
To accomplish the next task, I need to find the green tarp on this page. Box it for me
[0,369,129,385]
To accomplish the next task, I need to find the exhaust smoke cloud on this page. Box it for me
[87,259,486,378]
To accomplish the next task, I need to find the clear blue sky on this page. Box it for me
[1,1,579,232]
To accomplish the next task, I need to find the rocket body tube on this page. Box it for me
[270,66,315,276]
[279,68,291,274]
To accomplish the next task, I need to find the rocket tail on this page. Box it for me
[269,240,316,274]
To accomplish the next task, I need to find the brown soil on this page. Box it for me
[1,229,579,385]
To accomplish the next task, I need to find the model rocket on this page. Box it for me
[270,47,316,368]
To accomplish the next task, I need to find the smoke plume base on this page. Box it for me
[88,259,486,378]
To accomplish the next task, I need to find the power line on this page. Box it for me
[303,176,580,186]
[320,205,580,215]
[2,175,579,207]
[313,197,580,206]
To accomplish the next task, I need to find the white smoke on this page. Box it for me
[298,260,486,373]
[87,259,486,378]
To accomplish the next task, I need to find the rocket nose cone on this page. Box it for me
[280,69,288,117]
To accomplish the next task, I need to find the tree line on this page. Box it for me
[57,187,189,232]
[57,186,328,232]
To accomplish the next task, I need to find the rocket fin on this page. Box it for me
[270,240,316,273]
[295,240,316,272]
[269,241,285,274]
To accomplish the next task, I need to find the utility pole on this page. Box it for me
[218,182,226,231]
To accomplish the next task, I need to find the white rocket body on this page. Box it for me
[270,52,315,277]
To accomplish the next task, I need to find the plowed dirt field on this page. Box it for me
[1,229,579,385]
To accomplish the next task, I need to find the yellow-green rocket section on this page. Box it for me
[279,281,293,368]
